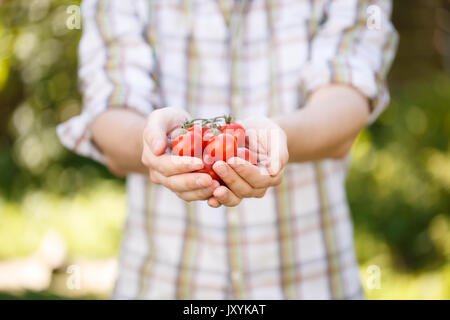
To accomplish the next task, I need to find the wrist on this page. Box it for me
[93,108,149,175]
[130,115,148,174]
[273,114,300,163]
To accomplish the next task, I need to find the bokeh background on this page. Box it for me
[0,0,449,299]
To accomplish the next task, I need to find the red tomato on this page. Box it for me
[221,123,246,148]
[171,129,203,157]
[237,147,257,165]
[187,124,204,133]
[196,154,222,183]
[202,127,216,149]
[204,133,237,162]
[171,118,244,187]
[186,125,196,132]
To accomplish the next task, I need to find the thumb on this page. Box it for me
[143,123,168,156]
[151,132,167,155]
[267,128,288,176]
[144,107,190,156]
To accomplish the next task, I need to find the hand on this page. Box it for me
[141,107,220,201]
[207,116,289,207]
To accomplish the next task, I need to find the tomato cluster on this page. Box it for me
[171,116,257,183]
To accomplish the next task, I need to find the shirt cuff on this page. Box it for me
[57,111,107,164]
[299,59,389,125]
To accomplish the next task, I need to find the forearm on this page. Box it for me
[276,84,370,162]
[91,108,147,176]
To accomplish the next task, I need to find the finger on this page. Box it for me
[269,168,284,186]
[158,155,203,176]
[150,170,213,192]
[236,147,258,165]
[267,151,288,176]
[207,197,221,208]
[267,129,289,176]
[213,186,241,207]
[254,188,267,198]
[170,127,185,140]
[142,144,204,176]
[227,157,274,188]
[176,180,220,201]
[245,127,268,155]
[212,161,256,198]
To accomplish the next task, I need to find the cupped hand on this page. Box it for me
[207,116,289,208]
[141,107,220,201]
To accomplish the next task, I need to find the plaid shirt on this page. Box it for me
[57,0,398,299]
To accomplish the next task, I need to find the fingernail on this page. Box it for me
[228,157,245,166]
[214,163,227,177]
[213,188,225,198]
[227,157,239,166]
[196,176,210,187]
[190,159,204,170]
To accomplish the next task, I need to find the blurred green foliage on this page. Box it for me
[0,181,125,259]
[349,75,450,271]
[0,0,449,299]
[0,0,113,202]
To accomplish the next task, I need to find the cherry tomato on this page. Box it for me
[204,133,237,162]
[171,129,203,157]
[202,127,216,149]
[196,154,222,183]
[171,118,244,188]
[237,147,257,165]
[187,124,204,133]
[221,123,246,148]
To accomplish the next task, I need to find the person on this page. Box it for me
[58,0,398,299]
